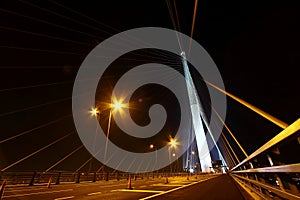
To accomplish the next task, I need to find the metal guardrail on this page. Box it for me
[0,171,200,187]
[230,118,300,199]
[232,174,300,199]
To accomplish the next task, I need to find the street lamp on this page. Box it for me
[150,144,154,149]
[113,102,122,110]
[169,138,177,148]
[191,150,195,173]
[104,101,124,164]
[149,144,158,173]
[106,101,124,139]
[90,107,99,117]
[90,100,124,174]
[168,138,178,162]
[89,107,100,174]
[168,138,178,174]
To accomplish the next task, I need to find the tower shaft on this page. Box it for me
[181,52,212,172]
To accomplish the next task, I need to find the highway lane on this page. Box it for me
[2,174,219,200]
[144,174,252,200]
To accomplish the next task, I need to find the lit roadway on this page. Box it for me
[2,174,251,200]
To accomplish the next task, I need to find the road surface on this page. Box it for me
[2,174,252,200]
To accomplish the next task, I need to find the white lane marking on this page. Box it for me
[111,189,163,193]
[54,196,74,200]
[100,183,127,188]
[3,189,73,198]
[4,187,51,193]
[140,176,218,200]
[75,180,127,187]
[139,185,147,188]
[151,184,184,187]
[88,191,102,196]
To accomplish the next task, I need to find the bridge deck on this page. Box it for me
[149,174,251,200]
[1,175,254,200]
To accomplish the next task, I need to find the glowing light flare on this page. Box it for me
[150,144,154,149]
[90,107,99,117]
[109,96,129,113]
[114,102,122,110]
[169,138,178,148]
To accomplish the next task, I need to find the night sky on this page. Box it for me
[0,0,299,172]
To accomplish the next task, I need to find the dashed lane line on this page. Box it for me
[99,183,127,188]
[111,189,163,193]
[4,187,53,193]
[150,184,184,187]
[87,191,102,196]
[3,189,73,198]
[54,196,74,200]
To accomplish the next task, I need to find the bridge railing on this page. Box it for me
[230,118,300,199]
[0,171,203,186]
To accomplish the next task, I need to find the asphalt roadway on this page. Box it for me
[2,174,252,200]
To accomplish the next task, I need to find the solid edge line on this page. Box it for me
[232,176,263,200]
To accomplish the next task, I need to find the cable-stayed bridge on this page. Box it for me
[0,1,299,200]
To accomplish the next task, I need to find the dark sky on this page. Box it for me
[0,0,299,171]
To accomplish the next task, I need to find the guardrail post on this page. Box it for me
[29,171,36,186]
[76,172,80,183]
[105,172,109,181]
[249,162,263,193]
[267,154,286,192]
[56,172,61,185]
[275,174,286,191]
[116,172,120,181]
[92,172,96,182]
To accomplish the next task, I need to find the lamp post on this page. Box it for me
[191,150,195,173]
[168,138,177,175]
[90,100,124,178]
[150,144,158,176]
[89,107,100,175]
[103,101,124,166]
